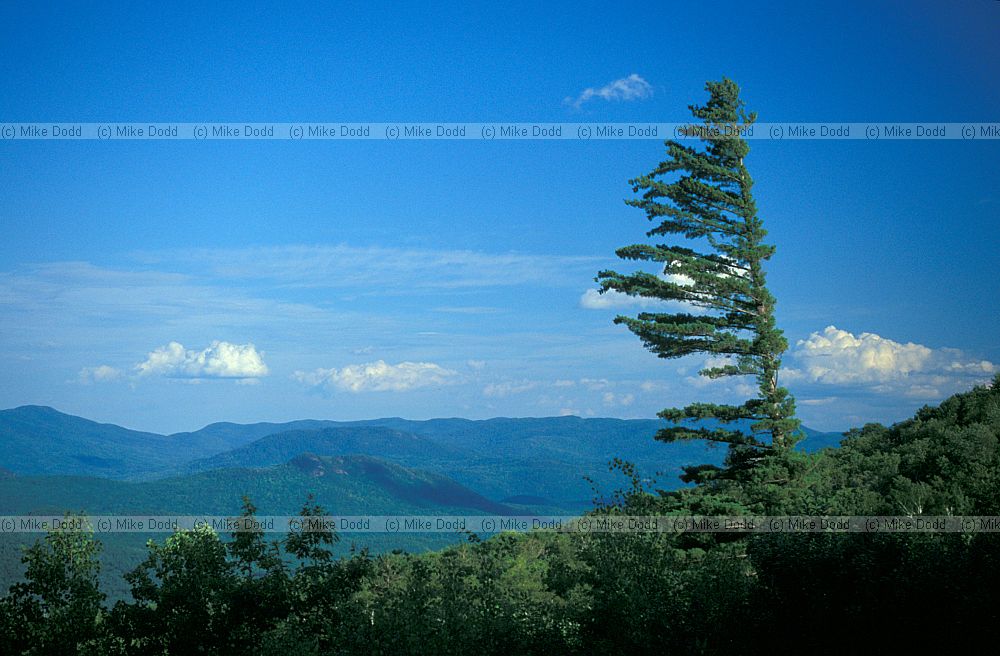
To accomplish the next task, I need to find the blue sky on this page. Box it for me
[1,1,998,433]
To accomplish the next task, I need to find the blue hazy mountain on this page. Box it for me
[0,405,843,504]
[0,452,517,516]
[180,426,474,474]
[179,419,723,504]
[0,405,254,479]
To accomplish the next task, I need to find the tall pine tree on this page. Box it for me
[597,78,800,459]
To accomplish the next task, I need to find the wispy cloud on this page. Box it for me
[483,380,539,398]
[433,306,504,315]
[602,391,635,407]
[797,396,839,407]
[294,360,459,393]
[142,245,600,292]
[0,261,337,332]
[566,74,653,109]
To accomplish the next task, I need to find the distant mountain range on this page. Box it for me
[0,405,844,506]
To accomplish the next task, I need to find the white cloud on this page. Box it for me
[902,385,941,399]
[602,392,635,407]
[466,360,486,370]
[793,326,931,383]
[788,326,995,393]
[77,365,123,384]
[797,396,839,406]
[0,261,342,342]
[295,360,458,393]
[567,74,653,109]
[483,380,539,398]
[136,341,269,380]
[580,288,654,310]
[580,271,700,312]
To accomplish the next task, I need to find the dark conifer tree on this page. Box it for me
[597,78,800,457]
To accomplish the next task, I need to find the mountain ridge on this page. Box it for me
[0,405,845,502]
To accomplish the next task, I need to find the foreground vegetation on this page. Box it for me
[1,377,998,654]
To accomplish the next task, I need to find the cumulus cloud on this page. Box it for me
[787,326,995,395]
[295,360,458,393]
[135,341,269,380]
[793,326,931,384]
[77,365,123,384]
[567,74,653,109]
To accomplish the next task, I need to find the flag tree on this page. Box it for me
[597,78,800,458]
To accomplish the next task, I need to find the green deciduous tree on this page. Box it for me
[267,495,371,654]
[0,514,105,655]
[597,77,800,460]
[122,523,236,654]
[227,496,291,651]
